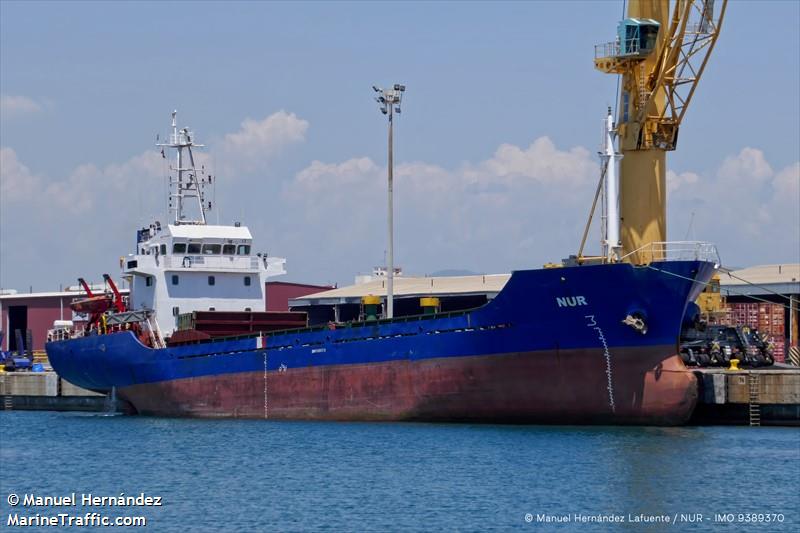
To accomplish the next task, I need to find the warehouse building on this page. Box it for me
[720,264,800,361]
[290,272,510,325]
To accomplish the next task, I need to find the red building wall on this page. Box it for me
[1,295,71,352]
[265,282,331,312]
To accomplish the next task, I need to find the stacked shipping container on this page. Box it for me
[718,302,786,362]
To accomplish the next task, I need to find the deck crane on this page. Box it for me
[594,0,727,263]
[103,274,127,313]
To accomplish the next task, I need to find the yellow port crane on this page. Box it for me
[594,0,727,263]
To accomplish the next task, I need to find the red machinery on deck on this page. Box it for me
[69,275,128,333]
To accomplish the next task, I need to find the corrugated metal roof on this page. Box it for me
[721,264,800,286]
[291,273,511,306]
[720,264,800,297]
[0,288,129,301]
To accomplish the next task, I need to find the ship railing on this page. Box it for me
[161,255,261,270]
[170,131,194,145]
[619,241,720,265]
[47,327,77,342]
[173,306,479,348]
[594,38,642,60]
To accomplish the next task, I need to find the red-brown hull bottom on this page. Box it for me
[120,346,698,425]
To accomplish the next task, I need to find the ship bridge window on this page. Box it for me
[187,243,201,254]
[173,243,187,254]
[223,244,236,255]
[202,244,221,255]
[237,244,251,255]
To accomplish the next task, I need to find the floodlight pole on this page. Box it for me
[374,84,405,319]
[387,102,395,319]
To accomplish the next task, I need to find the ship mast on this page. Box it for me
[157,110,208,225]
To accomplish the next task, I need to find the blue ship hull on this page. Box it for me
[46,260,716,424]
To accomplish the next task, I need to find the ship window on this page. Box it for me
[245,307,252,312]
[145,276,153,287]
[244,276,251,286]
[160,244,167,255]
[208,276,215,286]
[223,244,236,255]
[172,306,180,316]
[172,275,179,285]
[187,243,201,254]
[202,244,221,255]
[209,307,215,311]
[173,243,187,254]
[237,244,251,255]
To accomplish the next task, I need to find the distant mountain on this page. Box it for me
[428,269,481,277]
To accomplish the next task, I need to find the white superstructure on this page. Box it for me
[122,112,286,334]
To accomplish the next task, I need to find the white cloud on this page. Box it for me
[280,137,600,277]
[3,124,797,290]
[281,143,798,279]
[718,147,773,183]
[1,147,166,214]
[42,150,165,214]
[294,157,380,193]
[666,169,700,193]
[287,136,596,200]
[472,137,596,187]
[0,111,309,289]
[221,111,308,172]
[0,94,43,115]
[772,162,799,203]
[668,148,799,262]
[0,147,42,201]
[1,111,301,213]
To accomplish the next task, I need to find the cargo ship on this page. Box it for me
[45,110,719,424]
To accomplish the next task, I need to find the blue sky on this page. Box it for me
[1,0,799,290]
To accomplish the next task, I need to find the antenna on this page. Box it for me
[156,110,209,225]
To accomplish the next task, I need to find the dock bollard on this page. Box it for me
[727,358,741,371]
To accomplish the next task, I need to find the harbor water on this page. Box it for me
[1,411,798,531]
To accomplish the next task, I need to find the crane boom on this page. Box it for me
[594,0,727,263]
[77,277,95,298]
[103,274,126,313]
